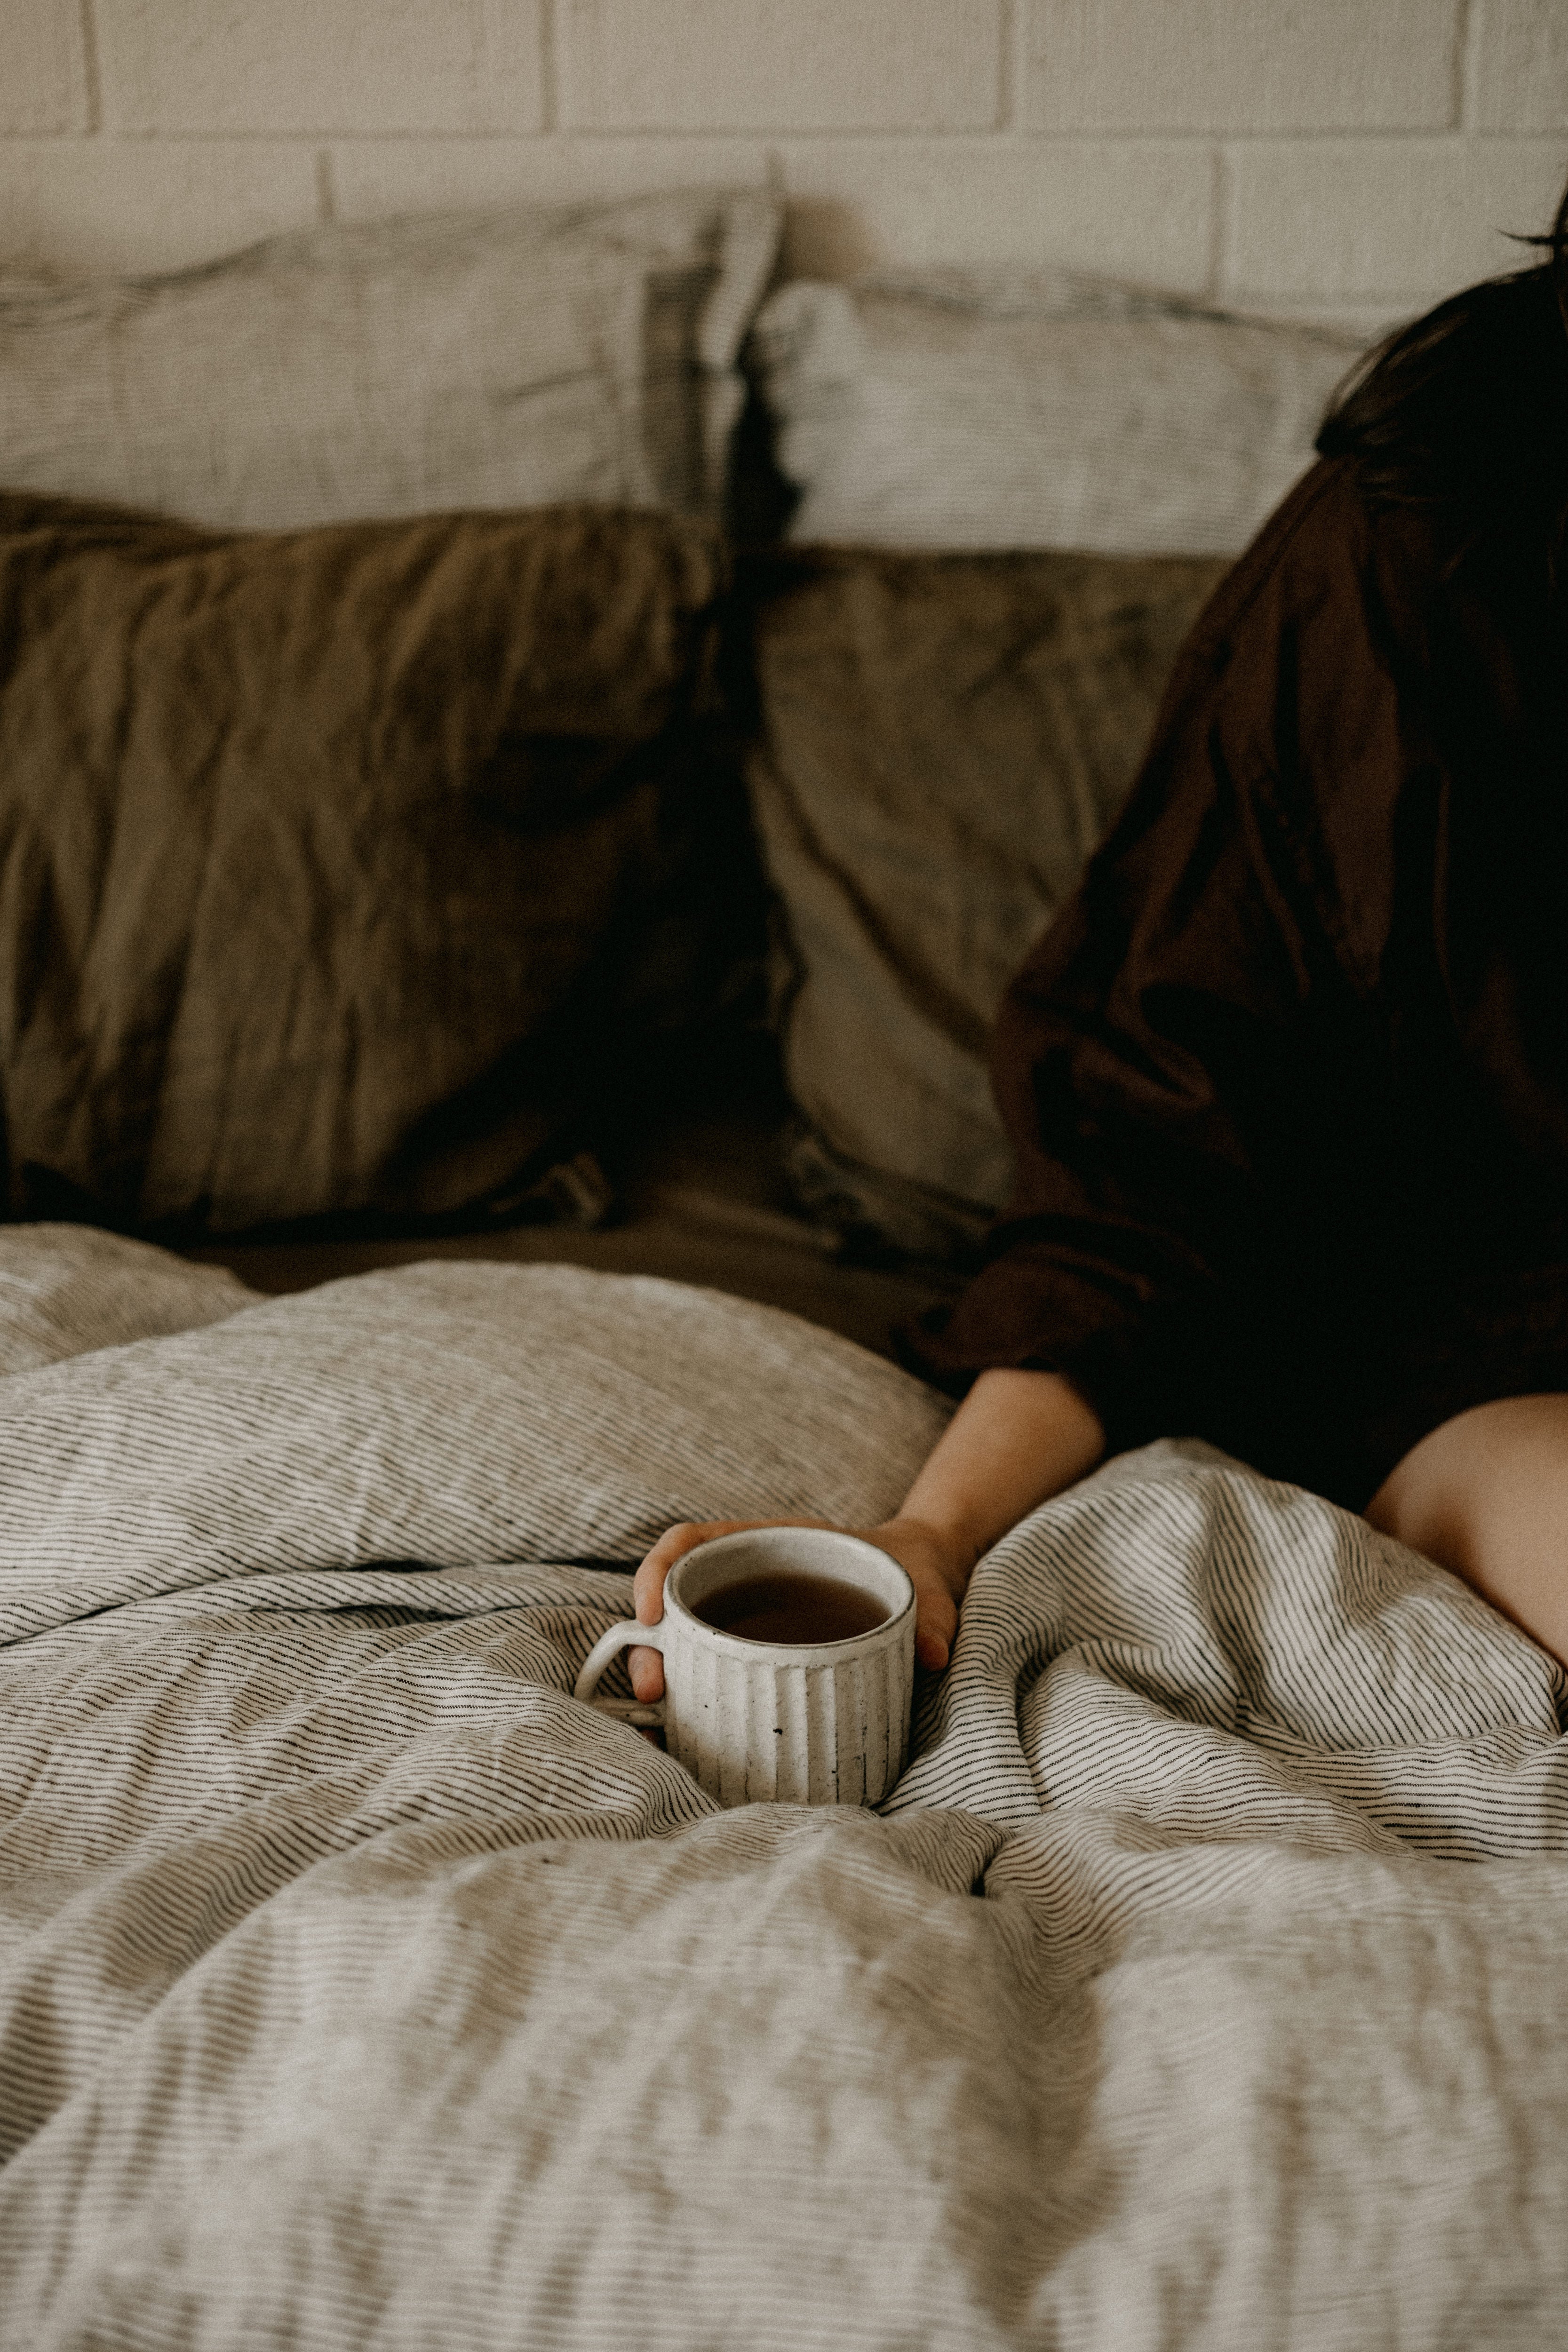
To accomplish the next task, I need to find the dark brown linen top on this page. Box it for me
[908,455,1568,1509]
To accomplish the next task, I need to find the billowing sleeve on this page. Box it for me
[904,462,1396,1457]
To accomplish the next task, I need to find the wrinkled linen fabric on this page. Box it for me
[1,1227,1565,2350]
[0,194,780,527]
[751,271,1361,556]
[744,546,1227,1252]
[0,495,740,1233]
[0,1224,253,1377]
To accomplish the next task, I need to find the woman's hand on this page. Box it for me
[627,1514,975,1702]
[627,1367,1106,1704]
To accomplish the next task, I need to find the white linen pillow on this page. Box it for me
[0,191,780,529]
[751,268,1363,555]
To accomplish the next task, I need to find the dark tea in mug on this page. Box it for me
[692,1571,890,1646]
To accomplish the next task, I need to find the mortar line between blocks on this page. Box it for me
[1456,0,1482,133]
[79,0,103,134]
[540,0,560,134]
[998,0,1022,132]
[1208,141,1228,303]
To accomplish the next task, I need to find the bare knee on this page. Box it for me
[1365,1393,1568,1667]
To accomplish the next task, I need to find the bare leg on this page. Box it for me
[1364,1393,1568,1669]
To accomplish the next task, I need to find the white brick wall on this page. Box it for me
[1225,135,1568,310]
[1473,0,1568,135]
[0,0,1562,328]
[330,134,773,224]
[0,137,318,274]
[560,0,1005,132]
[1026,0,1459,135]
[776,136,1216,286]
[97,0,547,135]
[0,0,91,135]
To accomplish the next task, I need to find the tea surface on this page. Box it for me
[692,1571,889,1646]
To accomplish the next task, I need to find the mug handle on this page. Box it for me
[573,1618,666,1727]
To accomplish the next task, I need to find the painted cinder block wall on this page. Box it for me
[1,0,1566,336]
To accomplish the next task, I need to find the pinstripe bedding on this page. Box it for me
[0,1225,1565,2349]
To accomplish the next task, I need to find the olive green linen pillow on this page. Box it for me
[0,491,742,1234]
[744,546,1229,1256]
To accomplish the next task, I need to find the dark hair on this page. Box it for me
[1315,171,1568,594]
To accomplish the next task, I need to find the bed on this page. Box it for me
[2,194,1565,2346]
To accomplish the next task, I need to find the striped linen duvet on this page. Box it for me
[0,1226,1564,2349]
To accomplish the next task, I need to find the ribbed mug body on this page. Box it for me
[662,1531,915,1808]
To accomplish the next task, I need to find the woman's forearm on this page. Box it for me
[629,1366,1107,1695]
[891,1367,1106,1570]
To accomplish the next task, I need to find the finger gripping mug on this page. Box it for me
[573,1527,916,1808]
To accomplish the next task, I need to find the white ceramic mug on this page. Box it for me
[573,1527,916,1808]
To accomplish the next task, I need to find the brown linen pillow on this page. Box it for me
[744,546,1229,1256]
[0,491,745,1234]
